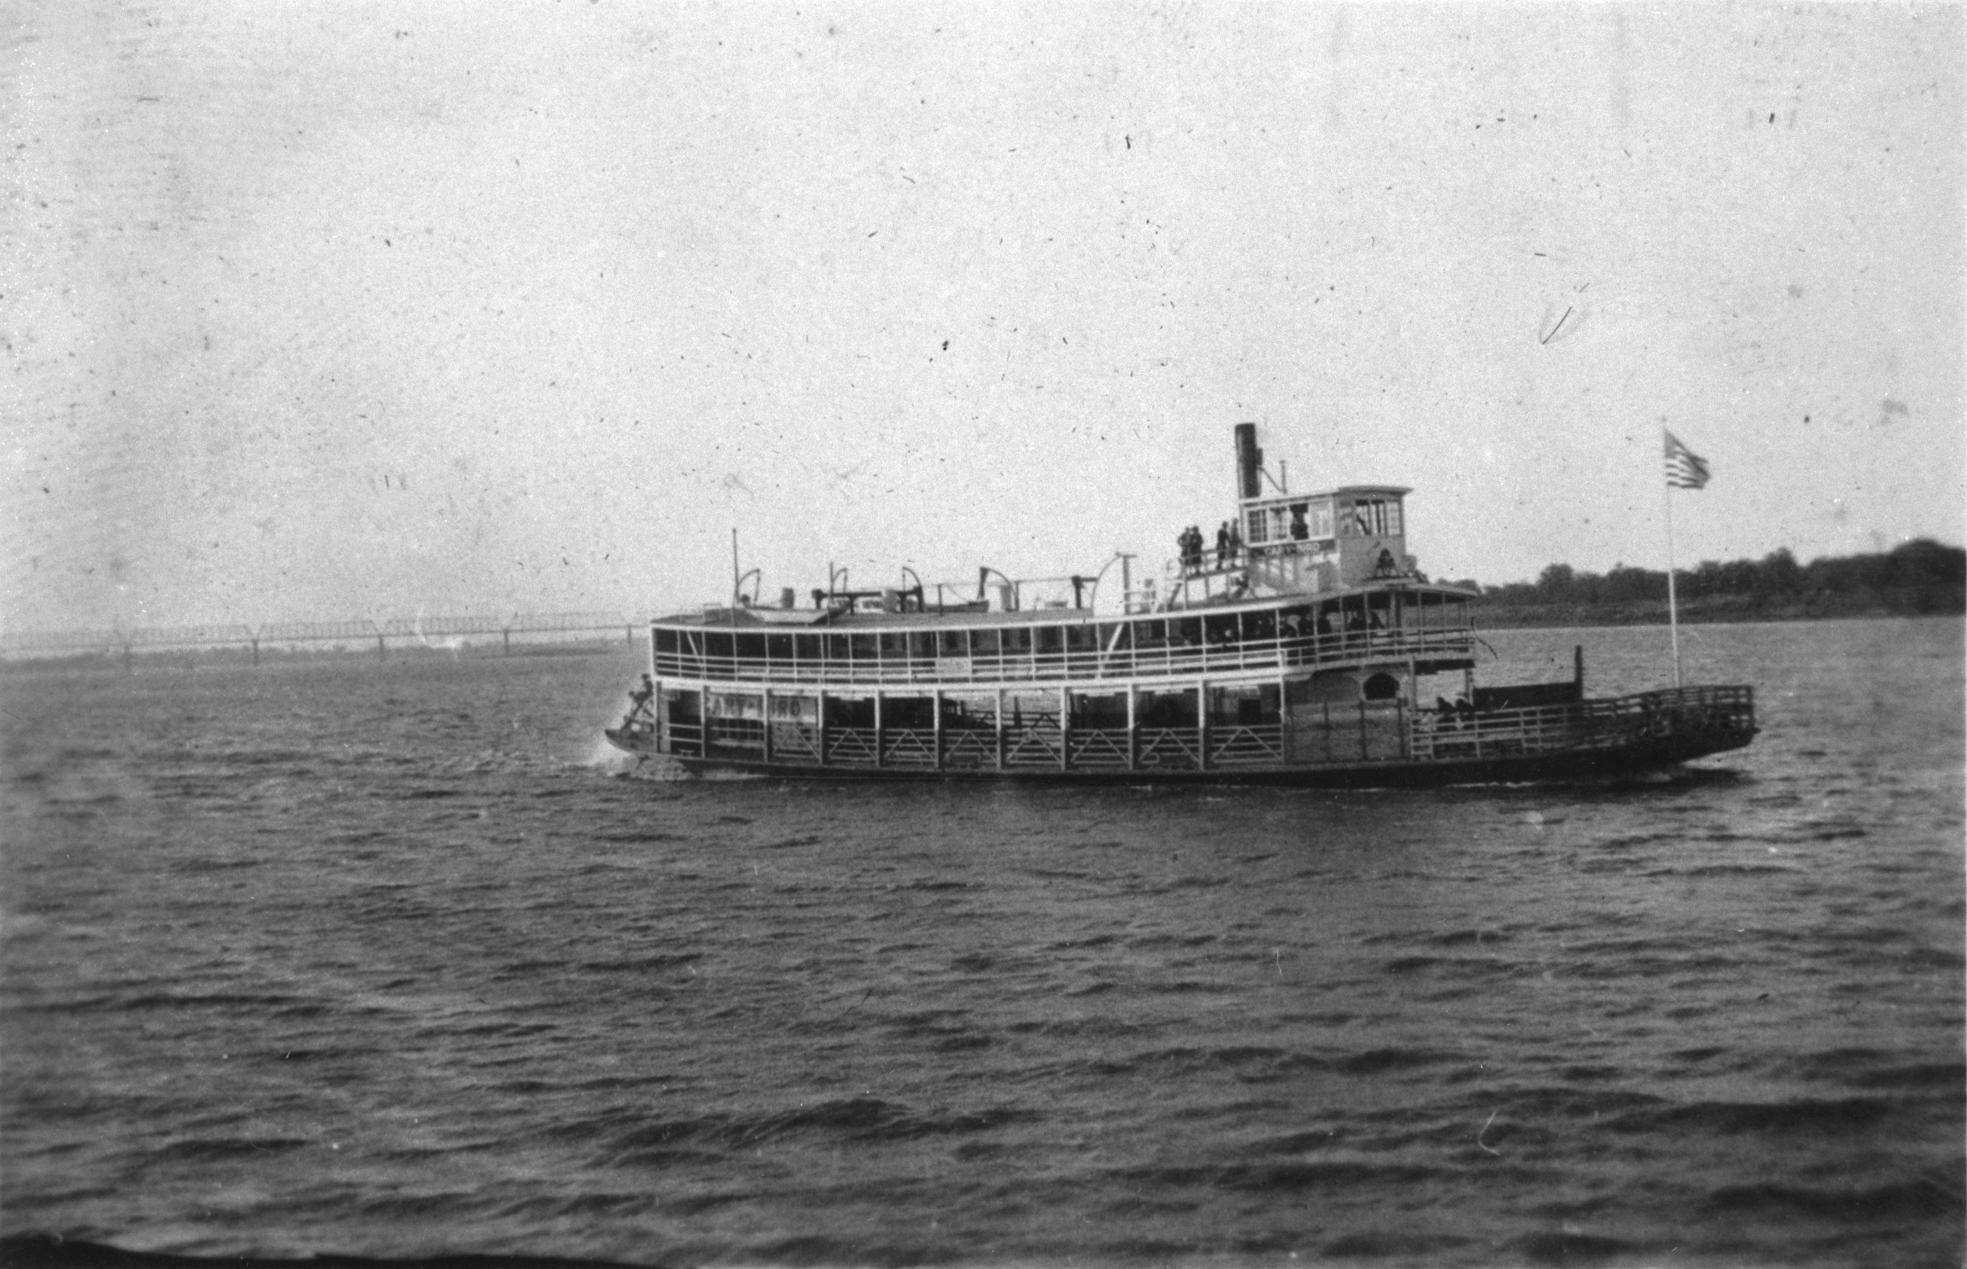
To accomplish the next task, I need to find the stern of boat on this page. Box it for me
[1411,684,1757,767]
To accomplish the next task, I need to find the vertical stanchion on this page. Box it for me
[1664,477,1682,689]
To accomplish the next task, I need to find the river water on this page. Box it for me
[2,618,1960,1267]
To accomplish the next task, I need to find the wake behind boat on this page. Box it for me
[607,424,1756,784]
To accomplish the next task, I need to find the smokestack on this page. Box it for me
[1234,422,1263,500]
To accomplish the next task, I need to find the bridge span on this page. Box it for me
[1,612,647,667]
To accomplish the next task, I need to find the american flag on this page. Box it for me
[1663,430,1711,489]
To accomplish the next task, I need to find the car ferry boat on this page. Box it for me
[607,424,1756,785]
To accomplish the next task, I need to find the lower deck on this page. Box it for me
[613,682,1756,779]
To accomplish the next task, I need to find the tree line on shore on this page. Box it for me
[1442,538,1965,625]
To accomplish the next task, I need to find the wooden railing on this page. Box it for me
[684,720,1301,772]
[1409,685,1755,761]
[652,623,1475,688]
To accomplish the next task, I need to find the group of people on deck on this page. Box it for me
[1434,695,1478,730]
[1176,520,1245,575]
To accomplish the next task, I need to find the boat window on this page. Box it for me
[766,633,793,661]
[654,628,680,655]
[879,631,908,660]
[938,629,968,657]
[1206,684,1272,725]
[908,631,935,660]
[794,633,820,661]
[1345,498,1403,537]
[1069,691,1127,726]
[1035,624,1063,654]
[1137,689,1197,726]
[705,631,735,660]
[971,628,1001,656]
[849,633,878,659]
[1099,622,1130,652]
[1173,617,1202,647]
[1289,502,1310,540]
[1065,624,1097,652]
[826,633,851,661]
[1244,509,1268,545]
[1003,627,1031,653]
[734,632,764,661]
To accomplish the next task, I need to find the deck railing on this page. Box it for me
[652,623,1474,688]
[1408,685,1756,761]
[686,719,1315,772]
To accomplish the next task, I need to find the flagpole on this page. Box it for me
[1663,472,1682,688]
[1660,428,1710,690]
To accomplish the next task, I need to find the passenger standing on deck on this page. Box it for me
[1215,521,1231,568]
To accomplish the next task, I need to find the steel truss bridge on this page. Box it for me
[1,612,645,665]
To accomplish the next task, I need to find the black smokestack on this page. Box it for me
[1234,422,1263,500]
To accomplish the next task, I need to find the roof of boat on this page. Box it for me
[1241,483,1413,502]
[653,578,1476,629]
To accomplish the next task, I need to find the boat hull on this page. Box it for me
[607,720,1756,787]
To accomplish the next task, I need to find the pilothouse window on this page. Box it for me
[1346,498,1403,537]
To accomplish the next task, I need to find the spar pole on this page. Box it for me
[1663,470,1682,688]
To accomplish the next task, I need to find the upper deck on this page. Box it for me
[648,582,1477,689]
[646,423,1472,689]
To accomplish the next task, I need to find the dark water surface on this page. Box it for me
[3,619,1961,1267]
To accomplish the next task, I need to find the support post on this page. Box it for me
[1279,674,1291,763]
[995,689,1006,770]
[1126,688,1138,771]
[1059,686,1071,771]
[1196,681,1208,770]
[874,692,884,769]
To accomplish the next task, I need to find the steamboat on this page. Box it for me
[607,425,1756,784]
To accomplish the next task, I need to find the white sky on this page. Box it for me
[6,1,1962,630]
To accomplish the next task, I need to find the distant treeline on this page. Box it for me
[1444,538,1965,627]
